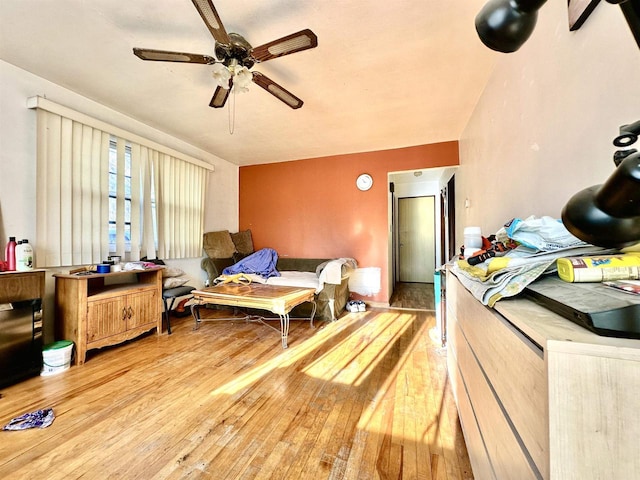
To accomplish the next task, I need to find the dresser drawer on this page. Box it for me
[451,312,539,479]
[448,314,497,480]
[449,275,548,477]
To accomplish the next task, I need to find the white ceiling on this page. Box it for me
[0,0,496,166]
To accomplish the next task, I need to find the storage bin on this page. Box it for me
[41,340,74,376]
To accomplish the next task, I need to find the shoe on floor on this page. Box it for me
[346,300,359,313]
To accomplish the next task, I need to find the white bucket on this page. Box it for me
[41,340,74,376]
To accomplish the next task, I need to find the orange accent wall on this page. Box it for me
[239,141,459,304]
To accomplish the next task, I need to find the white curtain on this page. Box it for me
[33,99,210,267]
[156,153,207,259]
[36,110,111,267]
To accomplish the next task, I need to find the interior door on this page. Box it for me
[398,196,435,283]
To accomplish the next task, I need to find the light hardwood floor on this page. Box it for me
[0,308,472,479]
[389,283,436,310]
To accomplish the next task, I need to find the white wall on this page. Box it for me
[0,60,239,340]
[458,2,640,243]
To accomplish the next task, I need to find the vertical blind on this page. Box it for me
[32,98,211,267]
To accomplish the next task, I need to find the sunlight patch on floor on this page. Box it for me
[301,311,414,386]
[208,311,417,396]
[356,314,435,434]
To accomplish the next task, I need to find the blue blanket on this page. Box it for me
[222,248,281,279]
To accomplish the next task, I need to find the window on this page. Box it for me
[107,138,159,253]
[108,138,132,252]
[32,97,212,267]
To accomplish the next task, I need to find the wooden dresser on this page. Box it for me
[0,270,45,386]
[446,271,640,480]
[54,268,163,365]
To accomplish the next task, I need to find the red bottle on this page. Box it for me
[5,236,17,271]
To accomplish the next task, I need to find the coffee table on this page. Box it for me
[190,283,317,349]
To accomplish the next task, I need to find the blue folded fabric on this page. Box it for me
[222,248,280,279]
[3,408,55,430]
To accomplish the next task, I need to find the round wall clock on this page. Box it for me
[356,173,373,191]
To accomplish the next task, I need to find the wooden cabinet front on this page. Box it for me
[447,269,640,480]
[87,295,128,343]
[86,288,159,345]
[125,289,159,330]
[55,269,162,364]
[0,270,45,303]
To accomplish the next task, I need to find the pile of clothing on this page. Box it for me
[452,216,611,307]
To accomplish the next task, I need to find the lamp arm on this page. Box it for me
[619,119,640,136]
[614,119,640,147]
[607,0,640,48]
[516,0,548,12]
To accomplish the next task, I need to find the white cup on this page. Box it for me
[464,226,483,250]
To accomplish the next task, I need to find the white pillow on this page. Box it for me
[164,277,189,289]
[162,266,185,278]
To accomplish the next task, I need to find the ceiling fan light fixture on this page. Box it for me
[233,66,253,92]
[212,63,232,88]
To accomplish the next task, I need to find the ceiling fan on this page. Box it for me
[133,0,318,109]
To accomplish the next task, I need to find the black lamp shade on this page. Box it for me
[475,0,547,53]
[562,152,640,248]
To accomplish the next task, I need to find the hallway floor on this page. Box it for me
[389,282,435,310]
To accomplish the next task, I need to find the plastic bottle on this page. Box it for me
[4,236,17,271]
[463,226,483,258]
[16,239,34,271]
[15,240,23,270]
[557,254,640,282]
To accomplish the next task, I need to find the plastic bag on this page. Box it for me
[505,216,587,251]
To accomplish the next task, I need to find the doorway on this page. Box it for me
[388,168,456,310]
[389,196,436,310]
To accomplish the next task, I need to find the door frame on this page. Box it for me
[387,168,456,302]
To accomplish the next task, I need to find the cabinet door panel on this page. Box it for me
[126,289,158,330]
[87,297,127,342]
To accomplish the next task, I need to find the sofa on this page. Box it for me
[200,230,354,321]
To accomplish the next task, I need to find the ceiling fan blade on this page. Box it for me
[209,84,231,108]
[252,72,304,109]
[251,29,318,62]
[133,48,216,64]
[191,0,231,45]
